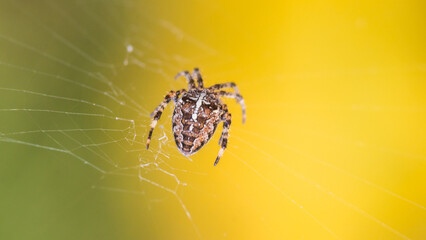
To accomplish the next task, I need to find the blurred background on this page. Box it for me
[0,0,425,239]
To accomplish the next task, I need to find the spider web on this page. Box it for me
[0,1,425,239]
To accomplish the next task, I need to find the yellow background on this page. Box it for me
[0,1,425,239]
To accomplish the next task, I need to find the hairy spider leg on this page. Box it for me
[192,68,204,88]
[218,104,228,146]
[217,91,246,124]
[175,71,196,89]
[150,89,187,118]
[208,82,240,94]
[146,89,185,149]
[215,111,232,166]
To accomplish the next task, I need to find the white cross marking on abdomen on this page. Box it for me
[192,93,206,121]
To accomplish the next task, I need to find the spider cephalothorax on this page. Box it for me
[146,68,245,166]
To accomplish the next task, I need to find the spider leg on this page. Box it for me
[218,104,228,146]
[217,91,246,124]
[146,90,181,149]
[192,68,204,88]
[175,70,196,89]
[215,111,231,166]
[150,89,186,117]
[208,82,240,94]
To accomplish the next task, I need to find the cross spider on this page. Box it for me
[146,68,246,166]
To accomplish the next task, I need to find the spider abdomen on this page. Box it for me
[172,90,221,156]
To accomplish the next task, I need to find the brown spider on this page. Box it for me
[146,68,246,166]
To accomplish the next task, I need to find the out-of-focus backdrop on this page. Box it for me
[0,1,425,239]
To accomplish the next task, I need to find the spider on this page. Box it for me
[146,68,246,166]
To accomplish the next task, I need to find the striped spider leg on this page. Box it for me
[146,89,186,149]
[215,105,231,166]
[215,90,246,124]
[175,70,196,89]
[209,82,241,94]
[192,68,204,88]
